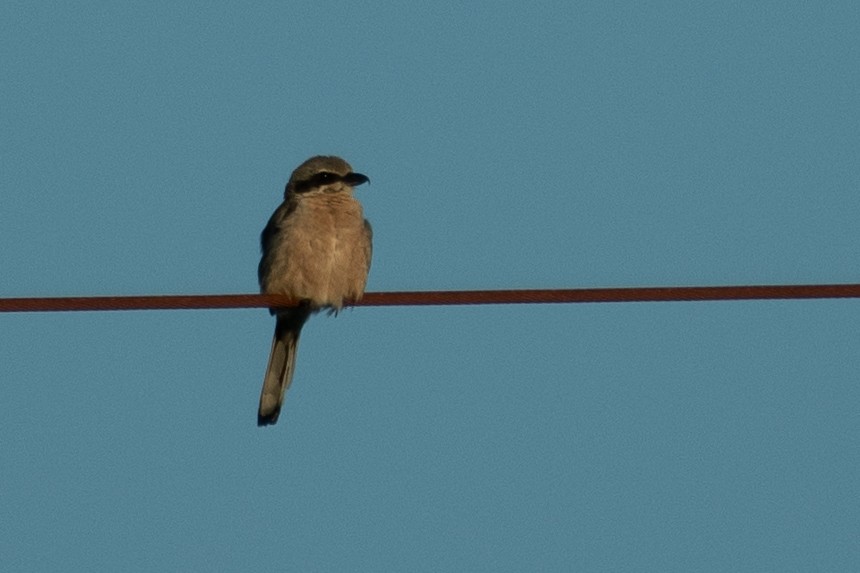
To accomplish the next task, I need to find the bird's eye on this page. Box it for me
[293,171,341,193]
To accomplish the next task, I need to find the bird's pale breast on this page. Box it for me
[261,193,370,309]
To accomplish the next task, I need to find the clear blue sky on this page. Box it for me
[2,2,858,571]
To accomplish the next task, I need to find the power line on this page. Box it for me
[1,284,859,313]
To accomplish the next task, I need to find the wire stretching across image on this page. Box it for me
[1,284,860,313]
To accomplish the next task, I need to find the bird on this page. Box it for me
[257,155,372,426]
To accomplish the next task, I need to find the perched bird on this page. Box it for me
[257,156,372,426]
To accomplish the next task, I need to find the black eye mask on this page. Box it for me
[293,171,370,194]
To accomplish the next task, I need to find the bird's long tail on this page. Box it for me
[258,308,311,426]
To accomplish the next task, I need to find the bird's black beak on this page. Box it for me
[344,172,370,187]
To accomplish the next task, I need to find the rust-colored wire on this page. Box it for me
[1,284,859,313]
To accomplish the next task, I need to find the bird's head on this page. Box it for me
[285,155,369,197]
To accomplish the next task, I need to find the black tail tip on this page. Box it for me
[257,412,280,427]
